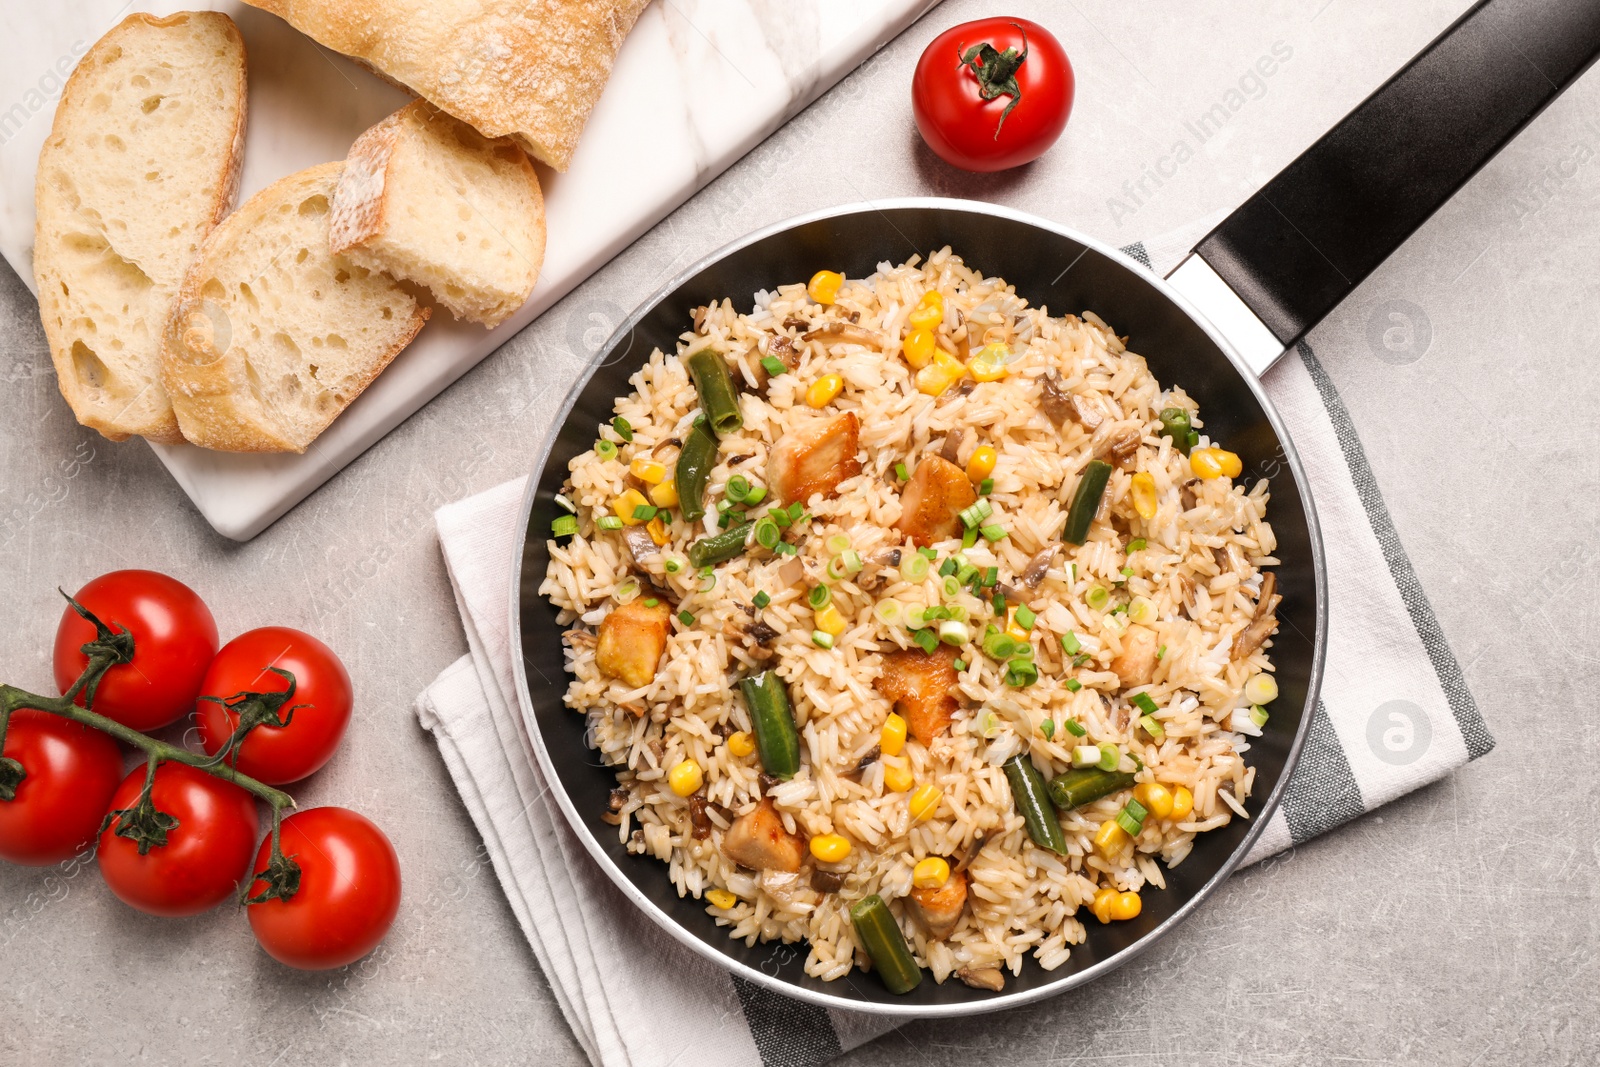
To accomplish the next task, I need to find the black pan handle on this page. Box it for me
[1191,0,1600,346]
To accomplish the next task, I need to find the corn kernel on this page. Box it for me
[968,342,1012,382]
[908,290,945,330]
[880,713,908,757]
[611,488,651,526]
[706,888,738,910]
[814,603,847,638]
[1169,785,1195,821]
[806,374,844,408]
[966,445,997,483]
[726,731,755,758]
[883,762,914,793]
[808,270,844,305]
[647,516,670,546]
[915,350,967,396]
[902,328,936,369]
[668,760,703,797]
[630,458,668,484]
[809,833,852,863]
[1093,819,1129,857]
[908,783,942,821]
[1130,471,1158,519]
[649,480,679,508]
[1190,447,1243,480]
[1133,781,1175,820]
[912,856,950,889]
[1111,890,1142,921]
[1091,887,1119,924]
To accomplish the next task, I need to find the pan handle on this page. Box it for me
[1173,0,1600,358]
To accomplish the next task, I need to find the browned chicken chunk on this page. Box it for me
[767,411,862,506]
[721,798,804,873]
[596,599,671,689]
[876,645,961,746]
[909,869,968,938]
[1110,624,1159,688]
[894,456,977,547]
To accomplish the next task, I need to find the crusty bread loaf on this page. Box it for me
[331,101,546,328]
[242,0,649,171]
[160,163,429,453]
[34,11,248,444]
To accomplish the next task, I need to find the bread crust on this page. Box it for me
[34,11,248,444]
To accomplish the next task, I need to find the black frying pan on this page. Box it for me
[510,0,1600,1015]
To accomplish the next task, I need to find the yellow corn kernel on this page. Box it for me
[612,488,651,526]
[883,762,915,793]
[806,374,844,408]
[1110,890,1142,921]
[912,856,950,889]
[968,342,1012,382]
[908,290,945,330]
[706,888,738,910]
[809,833,852,863]
[1093,819,1130,857]
[1190,447,1243,480]
[1091,887,1119,924]
[880,712,908,757]
[908,783,942,821]
[668,760,703,797]
[1130,471,1158,520]
[1169,785,1195,821]
[629,458,668,484]
[647,516,670,546]
[808,270,844,305]
[814,603,847,638]
[649,480,679,508]
[966,445,997,483]
[915,350,967,396]
[902,328,936,369]
[726,731,755,758]
[1133,781,1175,820]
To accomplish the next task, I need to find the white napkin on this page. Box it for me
[414,230,1493,1067]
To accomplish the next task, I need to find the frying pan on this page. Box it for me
[511,0,1600,1015]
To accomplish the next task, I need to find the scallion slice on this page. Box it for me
[633,504,658,522]
[726,475,752,503]
[941,575,961,599]
[1014,605,1036,630]
[597,515,624,530]
[901,553,930,582]
[1040,719,1056,740]
[938,558,957,578]
[980,524,1006,543]
[1063,718,1087,736]
[552,514,579,538]
[754,518,781,550]
[1097,743,1121,772]
[678,610,696,626]
[753,591,771,608]
[1071,745,1102,769]
[1085,586,1110,611]
[1004,658,1038,687]
[982,632,1019,660]
[894,462,909,482]
[962,527,978,549]
[595,440,618,460]
[953,658,967,672]
[979,478,994,496]
[1128,538,1147,552]
[958,499,994,529]
[874,599,903,626]
[1140,714,1165,740]
[918,547,938,561]
[665,558,683,574]
[913,628,939,654]
[938,620,970,646]
[1130,692,1159,716]
[1250,705,1270,728]
[761,355,788,377]
[982,566,999,588]
[1061,631,1081,654]
[611,416,633,442]
[812,630,835,649]
[807,585,831,609]
[1064,678,1083,693]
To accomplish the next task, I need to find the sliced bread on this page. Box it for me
[161,163,430,453]
[330,101,545,328]
[34,11,248,443]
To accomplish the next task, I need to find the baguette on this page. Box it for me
[161,163,429,453]
[33,12,247,443]
[331,101,546,328]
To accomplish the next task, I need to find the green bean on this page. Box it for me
[1045,768,1136,811]
[739,670,801,780]
[687,522,752,569]
[1061,460,1112,545]
[686,348,744,437]
[674,422,718,522]
[1003,754,1066,854]
[1159,407,1199,454]
[848,895,923,994]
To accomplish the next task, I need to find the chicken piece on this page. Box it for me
[767,411,862,506]
[894,456,977,547]
[876,645,961,746]
[909,869,968,938]
[1110,624,1160,688]
[721,798,804,873]
[955,966,1005,992]
[596,599,671,689]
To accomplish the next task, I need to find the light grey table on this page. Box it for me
[2,1,1595,1064]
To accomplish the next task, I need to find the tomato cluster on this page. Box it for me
[1,570,400,970]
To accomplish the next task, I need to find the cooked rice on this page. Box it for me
[539,249,1279,987]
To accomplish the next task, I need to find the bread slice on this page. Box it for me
[330,101,545,328]
[160,163,429,453]
[34,11,247,443]
[241,0,650,171]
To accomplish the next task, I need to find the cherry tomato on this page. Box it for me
[247,807,401,970]
[194,627,353,786]
[53,570,219,731]
[97,762,259,917]
[0,710,124,866]
[912,18,1074,173]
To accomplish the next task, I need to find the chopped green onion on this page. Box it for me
[1063,718,1087,736]
[938,558,957,578]
[611,416,633,442]
[1097,743,1121,772]
[962,527,978,549]
[982,566,999,588]
[955,563,979,587]
[1014,605,1036,630]
[787,503,807,523]
[1244,673,1280,705]
[900,553,930,582]
[1131,692,1160,716]
[941,575,961,599]
[775,541,799,556]
[699,572,718,593]
[1064,678,1083,693]
[771,506,794,529]
[1159,408,1195,454]
[726,475,752,503]
[938,620,970,646]
[1156,644,1167,660]
[827,551,863,580]
[1116,803,1145,837]
[980,524,1006,543]
[753,591,771,608]
[894,462,909,482]
[1250,705,1270,728]
[1061,631,1081,655]
[1072,653,1091,667]
[595,440,619,460]
[1140,714,1165,740]
[555,494,577,513]
[918,547,938,561]
[744,486,767,505]
[644,598,660,608]
[615,578,641,602]
[1128,538,1147,552]
[678,610,696,626]
[975,708,1001,739]
[979,478,994,496]
[1109,604,1128,616]
[761,355,788,377]
[874,599,904,626]
[913,628,939,654]
[904,606,928,630]
[982,632,1019,660]
[1072,745,1102,769]
[826,534,851,555]
[958,499,994,529]
[597,515,624,530]
[922,605,950,621]
[1120,565,1134,579]
[633,505,658,522]
[812,630,835,649]
[945,604,968,622]
[991,592,1007,615]
[953,658,967,671]
[753,518,781,551]
[1004,659,1039,687]
[1086,586,1110,611]
[1041,719,1056,740]
[807,585,831,609]
[552,514,579,538]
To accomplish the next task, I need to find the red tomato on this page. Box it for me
[53,570,219,731]
[0,710,124,866]
[97,762,259,916]
[247,807,401,970]
[912,18,1074,173]
[194,627,353,785]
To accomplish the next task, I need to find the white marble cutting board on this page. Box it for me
[0,0,935,540]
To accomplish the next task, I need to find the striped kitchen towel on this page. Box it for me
[413,229,1492,1067]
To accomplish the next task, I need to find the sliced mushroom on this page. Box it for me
[1094,422,1142,466]
[767,411,863,506]
[1040,373,1075,428]
[939,428,967,464]
[851,744,882,775]
[722,798,805,873]
[1214,543,1246,576]
[876,645,961,746]
[783,316,810,331]
[1178,573,1199,620]
[809,869,845,893]
[908,869,968,938]
[1231,572,1281,661]
[1110,624,1160,688]
[688,792,712,840]
[1019,544,1061,590]
[597,600,672,689]
[894,455,977,547]
[621,526,658,567]
[951,831,988,875]
[955,967,1005,992]
[601,787,629,826]
[802,322,879,348]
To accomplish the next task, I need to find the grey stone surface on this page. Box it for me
[2,0,1597,1064]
